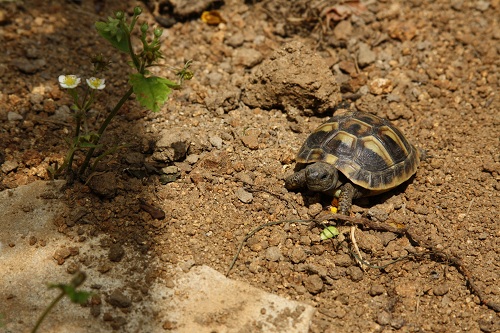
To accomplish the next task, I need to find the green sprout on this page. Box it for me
[52,6,192,181]
[31,272,91,333]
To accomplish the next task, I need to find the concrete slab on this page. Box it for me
[152,265,316,333]
[0,181,315,333]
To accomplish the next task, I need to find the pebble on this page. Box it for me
[241,133,259,150]
[235,187,253,203]
[185,154,200,165]
[226,32,245,47]
[303,274,323,294]
[357,43,376,67]
[209,135,223,149]
[369,283,385,296]
[376,310,391,326]
[12,58,46,74]
[334,253,352,267]
[108,244,125,262]
[433,283,449,296]
[179,259,195,272]
[307,203,323,217]
[1,160,19,173]
[7,111,23,121]
[265,246,282,262]
[153,128,191,162]
[107,290,131,308]
[368,78,394,95]
[289,246,307,264]
[233,48,263,68]
[53,247,71,265]
[348,266,364,282]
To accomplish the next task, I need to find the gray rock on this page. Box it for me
[153,128,191,162]
[233,48,263,68]
[7,111,23,121]
[265,246,282,262]
[108,290,131,308]
[1,160,19,173]
[226,32,245,47]
[209,135,223,149]
[235,187,253,203]
[357,43,376,67]
[289,246,307,264]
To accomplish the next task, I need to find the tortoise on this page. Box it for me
[285,110,420,215]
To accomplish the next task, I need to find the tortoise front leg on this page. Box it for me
[338,183,363,215]
[284,169,306,190]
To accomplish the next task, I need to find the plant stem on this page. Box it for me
[65,113,82,177]
[78,86,134,176]
[31,291,65,333]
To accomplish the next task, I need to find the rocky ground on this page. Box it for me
[0,0,499,332]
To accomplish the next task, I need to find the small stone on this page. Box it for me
[153,128,191,162]
[12,58,46,74]
[433,283,449,296]
[304,274,323,294]
[108,290,131,308]
[334,253,352,267]
[235,187,253,203]
[376,310,391,326]
[87,172,117,199]
[369,283,385,296]
[241,134,259,150]
[348,266,364,282]
[289,246,307,264]
[179,259,196,272]
[307,203,323,217]
[162,166,179,174]
[233,48,263,68]
[265,246,282,262]
[368,78,394,95]
[209,135,223,149]
[110,316,127,330]
[1,160,19,173]
[53,247,71,265]
[226,32,244,47]
[333,20,353,40]
[357,43,376,67]
[185,154,200,164]
[7,112,23,121]
[108,244,125,262]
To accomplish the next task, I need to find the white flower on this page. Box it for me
[58,75,81,89]
[86,77,106,90]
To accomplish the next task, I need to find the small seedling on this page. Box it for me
[31,272,91,333]
[51,6,192,181]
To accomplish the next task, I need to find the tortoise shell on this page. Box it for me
[296,110,420,191]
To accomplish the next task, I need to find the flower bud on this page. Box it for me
[141,23,148,33]
[154,28,163,38]
[134,6,142,16]
[115,11,124,19]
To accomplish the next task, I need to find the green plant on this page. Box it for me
[51,6,192,181]
[31,272,91,333]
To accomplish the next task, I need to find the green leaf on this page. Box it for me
[129,74,179,112]
[48,283,91,304]
[320,226,340,240]
[95,20,130,53]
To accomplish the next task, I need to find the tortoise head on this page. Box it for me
[305,162,339,193]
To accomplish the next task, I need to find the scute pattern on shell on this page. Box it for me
[296,111,419,191]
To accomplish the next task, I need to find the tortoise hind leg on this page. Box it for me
[338,183,363,215]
